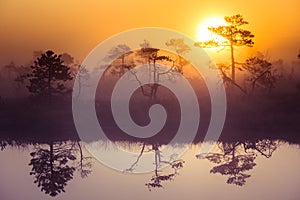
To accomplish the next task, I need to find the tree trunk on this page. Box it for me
[230,43,235,82]
[121,55,125,76]
[48,65,52,103]
[50,142,54,181]
[152,59,157,99]
[148,57,151,82]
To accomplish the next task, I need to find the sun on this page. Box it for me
[196,16,227,42]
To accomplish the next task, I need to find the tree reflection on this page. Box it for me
[29,141,92,196]
[0,140,8,151]
[75,141,93,178]
[123,142,184,191]
[197,139,280,186]
[0,137,282,195]
[244,139,279,158]
[29,142,76,196]
[145,143,184,191]
[205,142,256,186]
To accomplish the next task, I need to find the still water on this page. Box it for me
[1,140,299,200]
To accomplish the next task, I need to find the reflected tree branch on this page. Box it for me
[196,139,280,186]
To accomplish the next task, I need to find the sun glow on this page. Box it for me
[196,16,227,42]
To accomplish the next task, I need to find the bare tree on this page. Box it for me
[74,65,90,98]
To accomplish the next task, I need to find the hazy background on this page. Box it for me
[0,0,300,66]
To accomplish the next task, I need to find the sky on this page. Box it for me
[0,0,299,66]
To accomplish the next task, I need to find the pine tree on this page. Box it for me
[27,50,72,100]
[195,14,255,82]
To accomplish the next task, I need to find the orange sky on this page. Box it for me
[0,0,299,66]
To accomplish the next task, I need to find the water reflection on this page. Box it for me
[196,139,280,186]
[0,138,292,197]
[243,139,279,158]
[28,141,93,197]
[121,142,185,190]
[0,140,7,150]
[145,158,184,191]
[75,141,93,178]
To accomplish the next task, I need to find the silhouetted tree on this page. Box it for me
[296,52,300,91]
[74,65,90,98]
[60,53,74,65]
[165,38,191,73]
[106,44,132,77]
[195,14,254,83]
[106,41,176,99]
[135,41,175,99]
[1,62,30,97]
[243,56,279,92]
[217,63,247,94]
[26,50,72,101]
[29,142,76,197]
[135,41,161,98]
